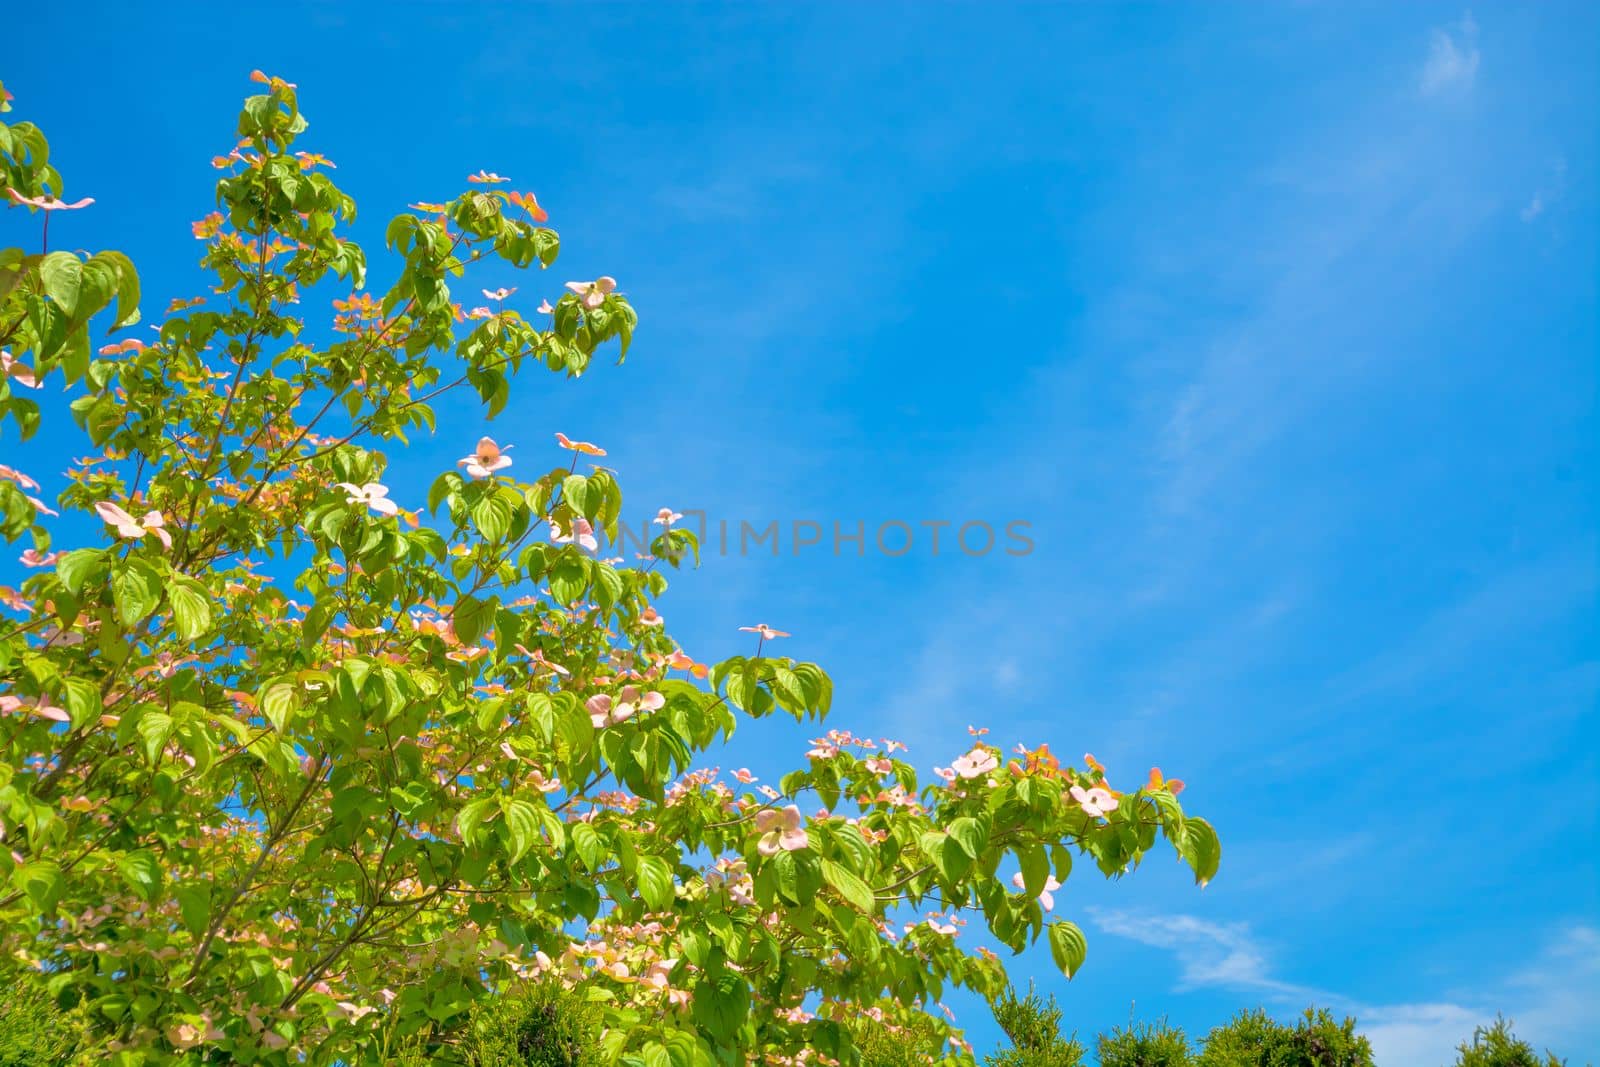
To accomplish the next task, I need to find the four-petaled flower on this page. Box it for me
[1070,783,1118,818]
[0,694,69,722]
[554,431,606,456]
[739,623,790,640]
[1,350,40,389]
[1146,766,1185,795]
[468,170,508,184]
[755,804,809,855]
[507,190,549,221]
[654,508,683,526]
[1010,871,1063,911]
[586,685,664,728]
[458,437,512,479]
[481,287,516,302]
[514,644,570,676]
[95,501,173,550]
[950,746,998,780]
[5,188,94,211]
[564,276,617,309]
[336,482,398,516]
[551,517,598,552]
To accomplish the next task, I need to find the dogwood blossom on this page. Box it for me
[565,275,617,309]
[1011,871,1063,911]
[334,482,399,516]
[458,436,512,478]
[94,501,173,549]
[1070,782,1118,818]
[755,804,810,855]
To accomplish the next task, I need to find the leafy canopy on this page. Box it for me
[0,73,1218,1066]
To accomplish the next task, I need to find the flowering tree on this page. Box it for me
[0,75,1219,1066]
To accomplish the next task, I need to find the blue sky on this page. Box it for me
[7,3,1597,1063]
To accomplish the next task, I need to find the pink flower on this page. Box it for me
[458,436,512,479]
[529,769,561,793]
[26,496,57,517]
[0,695,69,723]
[738,623,790,640]
[733,768,757,784]
[481,287,516,302]
[468,170,509,184]
[755,804,809,855]
[554,431,606,456]
[18,549,57,568]
[590,684,664,729]
[586,694,624,728]
[537,299,554,314]
[639,606,664,627]
[1070,783,1118,818]
[864,757,894,776]
[932,766,957,784]
[94,501,173,550]
[654,508,683,526]
[1,350,40,389]
[0,465,40,491]
[551,517,598,552]
[5,188,94,211]
[514,644,570,676]
[335,482,399,516]
[564,276,617,309]
[641,958,679,991]
[1010,871,1062,911]
[950,747,998,780]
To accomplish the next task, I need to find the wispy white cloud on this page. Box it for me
[1088,908,1323,999]
[1520,157,1568,223]
[1092,911,1600,1065]
[1420,13,1481,96]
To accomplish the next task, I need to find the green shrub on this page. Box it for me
[1096,1018,1193,1067]
[455,982,601,1067]
[1198,1007,1372,1067]
[0,968,85,1066]
[849,1006,949,1067]
[984,984,1086,1067]
[1452,1016,1566,1067]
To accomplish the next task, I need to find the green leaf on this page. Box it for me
[501,797,539,863]
[61,677,101,730]
[1048,920,1088,979]
[472,491,514,542]
[456,797,496,845]
[175,884,210,936]
[549,558,587,606]
[10,861,63,913]
[637,854,674,910]
[562,474,591,517]
[948,816,987,860]
[452,593,495,646]
[691,969,749,1042]
[168,577,212,642]
[260,682,299,733]
[55,547,103,595]
[39,252,82,316]
[1018,843,1050,898]
[570,822,603,872]
[135,710,174,763]
[1181,817,1221,887]
[110,560,161,627]
[820,858,874,914]
[114,850,163,902]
